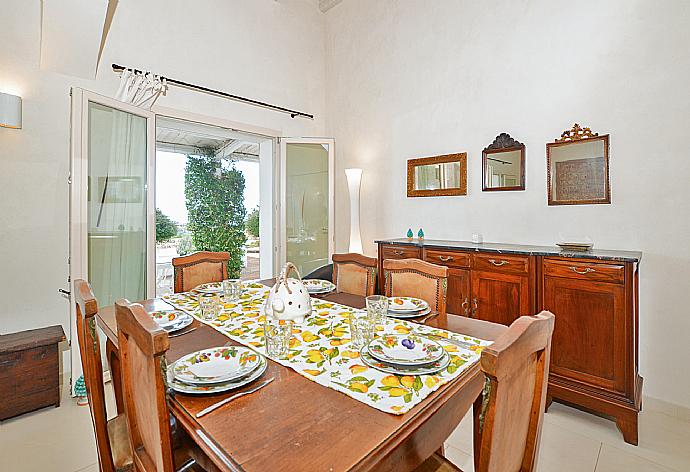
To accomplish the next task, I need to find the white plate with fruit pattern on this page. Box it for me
[151,310,194,332]
[195,282,224,294]
[303,279,336,294]
[367,334,444,366]
[359,346,450,375]
[167,355,267,395]
[387,296,429,313]
[172,346,262,385]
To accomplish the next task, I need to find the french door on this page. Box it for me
[279,138,335,277]
[68,88,155,392]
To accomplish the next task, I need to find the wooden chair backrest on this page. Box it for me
[74,279,116,472]
[115,299,174,472]
[332,253,378,297]
[172,251,230,293]
[383,258,448,315]
[476,311,555,472]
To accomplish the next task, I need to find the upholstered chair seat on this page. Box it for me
[332,253,378,297]
[383,258,448,315]
[172,251,230,293]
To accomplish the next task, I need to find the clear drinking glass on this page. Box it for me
[264,317,292,358]
[348,311,375,349]
[198,294,222,322]
[366,295,389,325]
[223,278,242,302]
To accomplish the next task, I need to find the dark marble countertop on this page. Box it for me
[375,238,642,263]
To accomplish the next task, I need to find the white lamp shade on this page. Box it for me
[345,168,363,254]
[0,92,22,129]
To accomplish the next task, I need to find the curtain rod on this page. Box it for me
[111,63,314,120]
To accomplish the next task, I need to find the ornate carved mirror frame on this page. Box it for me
[407,152,467,197]
[482,133,526,191]
[547,123,610,206]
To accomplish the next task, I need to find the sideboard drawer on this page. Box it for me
[380,245,421,260]
[544,258,625,284]
[473,253,529,274]
[424,249,471,268]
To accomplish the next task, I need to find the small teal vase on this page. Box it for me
[407,228,414,240]
[418,228,425,240]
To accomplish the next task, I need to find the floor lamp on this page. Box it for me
[345,168,363,254]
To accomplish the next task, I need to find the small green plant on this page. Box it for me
[155,208,178,242]
[185,151,247,277]
[246,206,260,238]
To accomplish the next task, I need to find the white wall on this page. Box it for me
[0,0,326,372]
[325,0,690,409]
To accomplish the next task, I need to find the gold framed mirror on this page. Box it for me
[547,124,610,205]
[482,133,525,191]
[407,153,467,197]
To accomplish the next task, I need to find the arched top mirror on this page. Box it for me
[482,133,525,191]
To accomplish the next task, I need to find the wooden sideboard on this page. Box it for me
[376,238,642,445]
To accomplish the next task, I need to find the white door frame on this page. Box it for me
[68,88,155,392]
[279,138,335,271]
[151,106,283,277]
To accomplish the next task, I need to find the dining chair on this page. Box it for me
[172,251,230,293]
[332,253,378,297]
[114,299,216,472]
[415,311,556,472]
[383,258,448,315]
[74,279,133,472]
[303,263,333,282]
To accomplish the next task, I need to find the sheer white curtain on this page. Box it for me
[88,103,147,306]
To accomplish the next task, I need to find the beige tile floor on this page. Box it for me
[1,380,688,472]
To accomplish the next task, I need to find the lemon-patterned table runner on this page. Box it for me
[163,284,491,415]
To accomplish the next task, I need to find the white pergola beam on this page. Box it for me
[214,140,245,160]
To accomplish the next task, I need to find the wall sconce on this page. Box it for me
[0,92,22,129]
[345,168,363,254]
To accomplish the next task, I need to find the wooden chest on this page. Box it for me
[0,325,66,421]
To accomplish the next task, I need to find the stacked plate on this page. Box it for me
[151,310,194,333]
[387,296,431,319]
[195,282,224,294]
[167,346,267,394]
[303,279,336,294]
[361,334,450,375]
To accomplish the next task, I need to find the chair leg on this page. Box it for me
[105,339,125,415]
[473,393,483,470]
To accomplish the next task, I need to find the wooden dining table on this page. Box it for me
[97,281,507,472]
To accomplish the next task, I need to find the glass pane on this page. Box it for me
[414,161,461,190]
[286,143,329,276]
[485,149,522,188]
[88,101,148,306]
[550,140,606,202]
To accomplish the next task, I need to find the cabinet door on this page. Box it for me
[447,268,470,316]
[471,270,530,325]
[543,276,627,394]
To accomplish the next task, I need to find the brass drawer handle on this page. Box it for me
[461,297,469,316]
[471,298,478,318]
[439,255,453,262]
[488,259,509,267]
[570,266,595,275]
[393,250,404,256]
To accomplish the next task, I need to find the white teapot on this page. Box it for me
[264,262,312,324]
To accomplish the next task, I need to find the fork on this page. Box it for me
[424,334,477,350]
[195,377,274,418]
[169,327,197,338]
